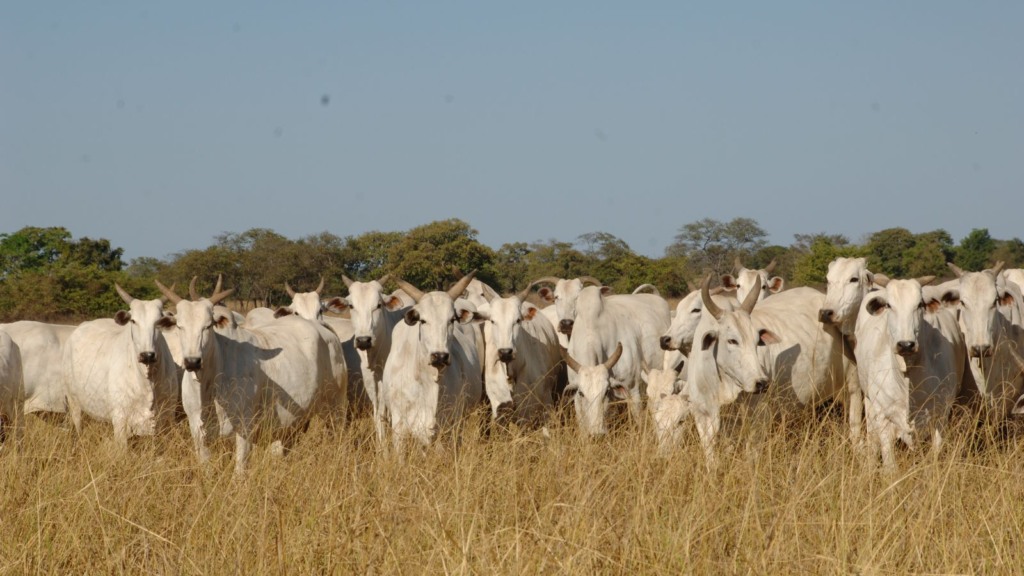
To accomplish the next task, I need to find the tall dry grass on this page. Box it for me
[2,403,1023,575]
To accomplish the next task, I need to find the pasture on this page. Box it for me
[3,403,1024,574]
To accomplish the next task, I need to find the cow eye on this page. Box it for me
[727,339,739,346]
[850,277,860,283]
[691,308,701,314]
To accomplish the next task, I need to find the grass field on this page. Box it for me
[2,403,1024,575]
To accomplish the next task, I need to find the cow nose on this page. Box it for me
[558,319,574,335]
[971,344,992,358]
[355,336,373,351]
[497,348,514,363]
[896,341,917,355]
[184,357,202,371]
[429,352,451,367]
[138,352,157,365]
[660,335,674,350]
[819,309,835,323]
[755,379,769,394]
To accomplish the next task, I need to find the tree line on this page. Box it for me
[2,220,1022,322]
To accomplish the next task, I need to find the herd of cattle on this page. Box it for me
[0,258,1023,473]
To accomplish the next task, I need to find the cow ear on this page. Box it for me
[998,291,1017,308]
[701,330,718,351]
[273,307,293,318]
[866,296,888,316]
[156,315,177,330]
[599,286,613,296]
[214,313,232,329]
[610,385,629,400]
[758,328,780,346]
[768,277,784,294]
[323,297,349,313]
[404,309,420,326]
[521,303,539,321]
[538,287,555,303]
[720,275,737,290]
[383,295,404,311]
[114,310,131,326]
[925,298,942,314]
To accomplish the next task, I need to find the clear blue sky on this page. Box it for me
[3,2,1022,261]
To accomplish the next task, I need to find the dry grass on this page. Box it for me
[3,405,1024,575]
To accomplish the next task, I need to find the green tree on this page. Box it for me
[386,219,496,290]
[791,237,861,285]
[905,230,955,277]
[992,238,1024,268]
[666,217,768,277]
[864,227,916,277]
[0,226,74,276]
[340,230,403,281]
[956,228,996,271]
[493,242,531,293]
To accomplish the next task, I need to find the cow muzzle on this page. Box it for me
[355,336,373,351]
[818,309,835,324]
[659,335,675,351]
[429,352,451,368]
[138,352,157,365]
[497,348,515,363]
[970,344,993,358]
[896,341,918,356]
[558,319,574,337]
[754,379,769,394]
[184,357,202,371]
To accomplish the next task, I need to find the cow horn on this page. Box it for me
[916,275,936,287]
[342,275,355,288]
[213,274,223,295]
[579,276,602,287]
[377,274,390,286]
[285,281,296,298]
[734,257,744,272]
[529,276,563,288]
[114,283,134,305]
[991,261,1005,276]
[315,276,325,295]
[701,275,724,320]
[740,274,761,314]
[189,277,201,300]
[154,280,182,304]
[516,279,539,303]
[764,259,778,274]
[560,347,582,373]
[447,270,478,301]
[603,342,624,370]
[873,274,891,287]
[209,283,235,306]
[395,279,425,303]
[947,262,965,278]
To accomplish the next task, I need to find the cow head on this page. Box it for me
[479,286,541,365]
[113,283,173,366]
[562,342,626,436]
[396,271,483,369]
[721,258,783,304]
[155,276,234,372]
[323,275,405,351]
[819,257,874,333]
[699,275,775,395]
[661,286,732,355]
[642,362,689,453]
[863,277,935,357]
[533,276,602,339]
[277,276,325,321]
[948,262,1014,358]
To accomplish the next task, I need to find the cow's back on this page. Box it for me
[0,321,75,415]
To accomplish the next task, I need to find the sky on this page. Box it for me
[3,2,1022,262]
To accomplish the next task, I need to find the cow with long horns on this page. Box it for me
[381,271,484,450]
[62,285,180,448]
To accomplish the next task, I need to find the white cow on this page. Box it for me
[660,286,737,357]
[477,288,564,428]
[63,285,179,448]
[322,275,409,439]
[641,359,686,452]
[0,321,75,418]
[721,258,784,304]
[157,279,341,473]
[855,277,966,470]
[563,285,670,435]
[817,257,879,444]
[533,276,604,347]
[682,277,847,466]
[382,272,484,450]
[943,263,1024,421]
[0,330,25,448]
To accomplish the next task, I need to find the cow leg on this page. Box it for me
[181,372,210,464]
[694,412,720,470]
[846,360,864,447]
[877,423,897,472]
[627,387,643,426]
[65,393,84,438]
[111,412,130,451]
[234,433,252,475]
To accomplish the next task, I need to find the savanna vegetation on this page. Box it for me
[2,219,1022,321]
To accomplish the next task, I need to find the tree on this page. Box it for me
[864,227,916,277]
[520,239,593,281]
[665,217,768,277]
[0,226,74,276]
[791,237,860,285]
[992,238,1024,269]
[386,219,496,290]
[956,228,996,272]
[493,242,531,293]
[340,230,403,281]
[905,230,955,277]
